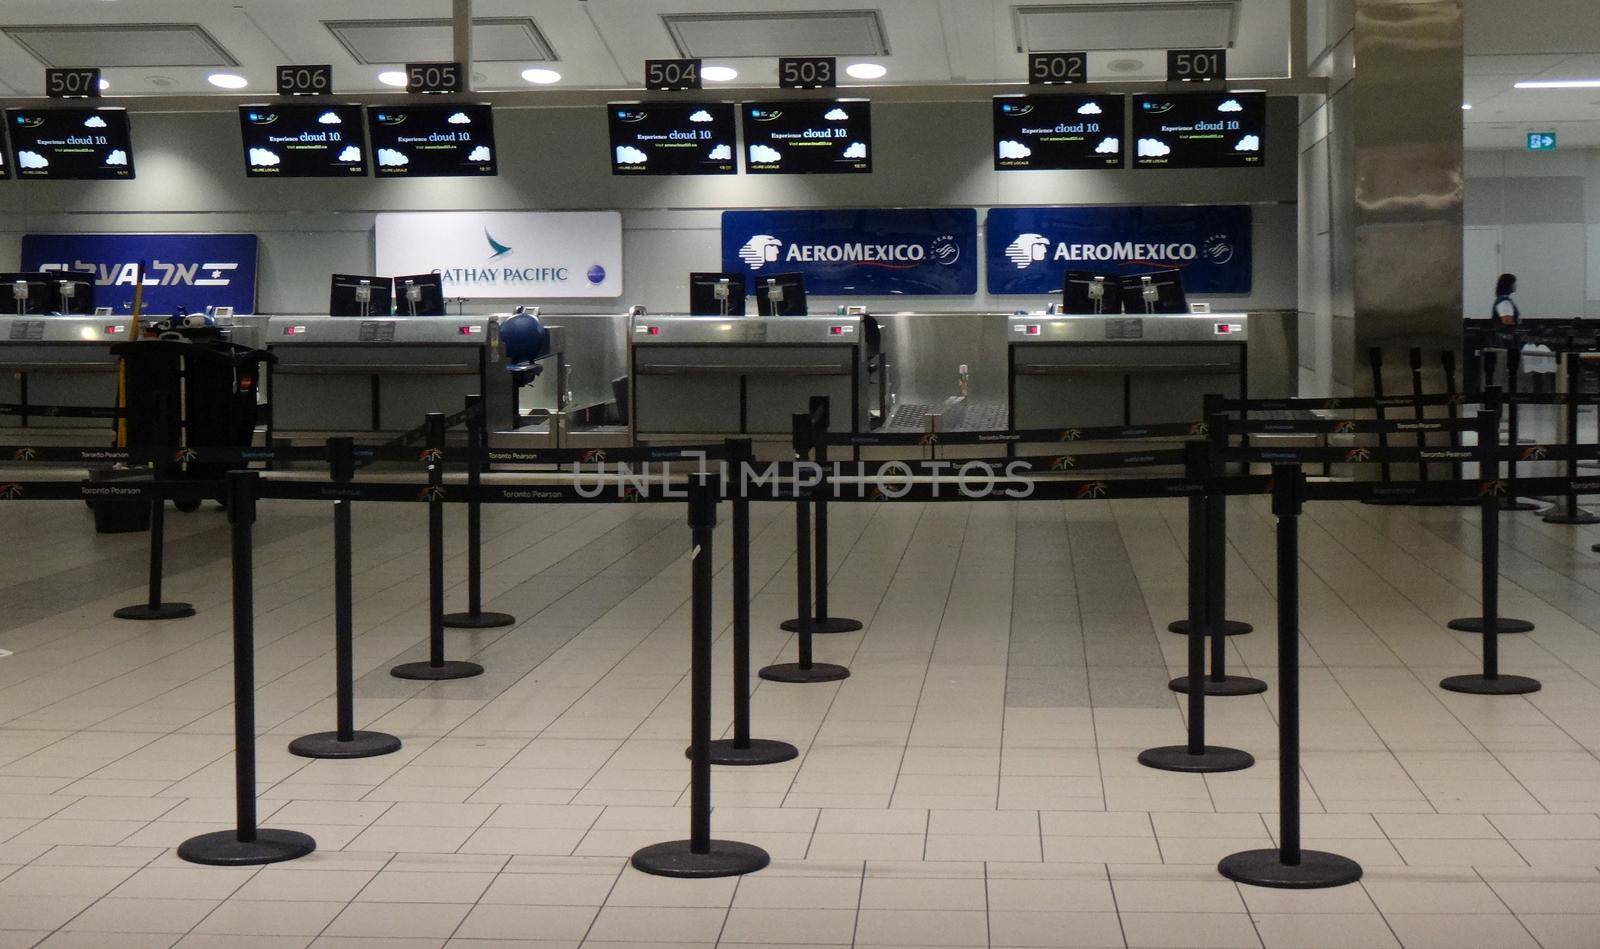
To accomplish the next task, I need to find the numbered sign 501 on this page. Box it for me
[277,64,332,96]
[46,68,101,98]
[1028,52,1086,85]
[645,59,701,91]
[1167,49,1227,82]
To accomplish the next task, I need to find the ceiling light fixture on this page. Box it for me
[98,78,110,91]
[702,65,738,82]
[1514,79,1600,89]
[521,67,561,84]
[378,70,408,87]
[1461,102,1472,110]
[207,73,248,90]
[845,62,887,80]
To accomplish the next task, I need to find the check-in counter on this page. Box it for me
[629,314,877,437]
[1008,313,1249,429]
[0,315,134,429]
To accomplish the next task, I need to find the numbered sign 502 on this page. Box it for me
[46,68,101,99]
[277,64,332,96]
[1028,52,1086,85]
[1167,49,1227,82]
[645,59,701,91]
[779,57,836,89]
[406,62,463,94]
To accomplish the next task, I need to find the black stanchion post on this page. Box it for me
[1448,388,1535,635]
[115,390,194,621]
[762,414,849,684]
[1409,348,1430,481]
[782,397,862,635]
[178,471,316,866]
[633,476,770,878]
[1219,466,1362,889]
[1369,347,1392,483]
[707,439,799,766]
[1140,442,1254,774]
[1502,345,1543,511]
[1170,394,1252,640]
[1442,351,1465,485]
[1544,349,1599,524]
[444,394,515,629]
[291,438,403,759]
[392,413,484,681]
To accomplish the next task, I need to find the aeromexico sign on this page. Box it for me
[21,233,259,314]
[722,209,978,296]
[375,211,623,299]
[986,205,1253,295]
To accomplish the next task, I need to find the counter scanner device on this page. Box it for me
[1121,271,1188,315]
[755,272,808,317]
[396,273,446,317]
[328,274,393,318]
[1063,271,1123,316]
[689,272,747,317]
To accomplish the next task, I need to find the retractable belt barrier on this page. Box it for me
[825,420,1206,447]
[0,403,121,420]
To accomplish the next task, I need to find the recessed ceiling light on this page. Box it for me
[702,65,738,82]
[522,67,561,85]
[207,72,247,90]
[1108,58,1144,73]
[1461,102,1472,110]
[98,78,110,91]
[378,70,408,88]
[845,62,887,80]
[1514,79,1600,89]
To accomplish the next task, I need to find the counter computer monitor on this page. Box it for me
[1119,271,1187,315]
[395,273,446,316]
[329,274,393,317]
[50,273,95,315]
[688,272,747,316]
[1,272,55,316]
[1063,271,1123,315]
[755,272,808,316]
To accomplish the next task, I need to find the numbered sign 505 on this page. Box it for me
[779,57,836,89]
[46,68,101,99]
[406,62,463,94]
[1167,49,1226,82]
[645,59,701,91]
[1029,52,1086,85]
[277,64,332,96]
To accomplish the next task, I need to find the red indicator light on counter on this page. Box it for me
[1026,324,1041,336]
[458,325,481,335]
[104,325,124,333]
[648,326,660,335]
[1215,323,1231,334]
[283,325,307,336]
[829,325,845,335]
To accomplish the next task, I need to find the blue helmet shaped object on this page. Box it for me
[501,310,549,386]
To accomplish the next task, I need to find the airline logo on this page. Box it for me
[739,235,783,269]
[1005,233,1051,269]
[36,259,240,288]
[736,233,962,272]
[1002,234,1220,270]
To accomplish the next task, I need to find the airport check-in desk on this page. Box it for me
[1008,313,1249,429]
[0,315,134,429]
[630,314,878,437]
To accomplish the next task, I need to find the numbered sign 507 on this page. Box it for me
[1028,52,1086,85]
[1167,49,1227,82]
[406,62,463,94]
[46,68,101,98]
[277,64,332,96]
[779,57,836,89]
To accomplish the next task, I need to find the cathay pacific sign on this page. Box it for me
[723,210,977,296]
[375,211,622,299]
[987,206,1252,295]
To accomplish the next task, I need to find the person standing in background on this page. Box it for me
[1493,273,1520,325]
[1494,273,1556,392]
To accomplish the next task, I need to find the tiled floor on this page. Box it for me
[1,471,1599,948]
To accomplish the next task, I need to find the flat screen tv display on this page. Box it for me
[608,102,737,176]
[5,107,134,180]
[993,95,1125,170]
[742,100,871,174]
[239,103,369,177]
[366,104,496,177]
[1131,92,1265,169]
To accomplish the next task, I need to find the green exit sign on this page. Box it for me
[1527,132,1558,151]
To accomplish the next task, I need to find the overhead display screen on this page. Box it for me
[238,104,369,177]
[742,100,870,175]
[0,124,9,180]
[366,104,496,177]
[607,102,736,176]
[993,95,1125,170]
[5,108,134,180]
[1131,92,1265,169]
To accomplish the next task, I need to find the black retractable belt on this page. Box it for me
[443,394,516,629]
[781,396,863,636]
[114,391,195,621]
[178,471,316,866]
[633,475,770,879]
[1138,441,1254,775]
[1544,346,1600,524]
[1169,394,1251,640]
[705,439,799,767]
[1448,387,1535,635]
[1218,466,1362,889]
[1409,348,1430,481]
[290,437,403,759]
[391,413,484,681]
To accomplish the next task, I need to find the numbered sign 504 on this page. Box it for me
[1167,49,1227,82]
[645,59,701,91]
[779,57,836,89]
[1029,52,1086,85]
[406,62,463,94]
[277,64,332,96]
[46,68,101,98]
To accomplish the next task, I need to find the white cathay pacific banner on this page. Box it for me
[375,211,622,299]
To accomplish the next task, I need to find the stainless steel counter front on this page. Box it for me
[0,315,134,429]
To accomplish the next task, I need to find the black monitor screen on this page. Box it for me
[394,273,445,316]
[1063,271,1124,315]
[48,273,96,315]
[0,273,54,315]
[689,272,747,316]
[0,121,9,180]
[367,104,496,177]
[994,95,1125,170]
[329,274,393,317]
[1131,92,1265,169]
[1120,272,1188,314]
[742,100,870,175]
[5,108,134,180]
[754,273,808,316]
[239,103,369,177]
[608,102,737,176]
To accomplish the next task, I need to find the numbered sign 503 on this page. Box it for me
[645,59,701,91]
[46,68,101,98]
[406,62,463,94]
[779,57,836,89]
[277,64,332,96]
[1028,52,1086,85]
[1167,49,1226,82]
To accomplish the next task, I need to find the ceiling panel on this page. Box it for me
[663,10,889,58]
[2,23,238,69]
[324,18,558,66]
[1012,2,1236,53]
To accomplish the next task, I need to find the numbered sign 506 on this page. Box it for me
[46,68,101,98]
[406,62,463,94]
[779,57,836,89]
[1167,49,1226,82]
[277,64,332,96]
[1029,52,1086,85]
[645,59,701,91]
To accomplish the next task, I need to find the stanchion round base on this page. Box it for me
[1167,619,1253,636]
[1501,499,1545,512]
[1542,510,1600,525]
[441,611,516,629]
[702,738,800,766]
[1218,848,1363,889]
[1137,745,1254,773]
[630,839,769,878]
[390,660,484,680]
[759,662,850,683]
[780,617,863,634]
[113,602,195,621]
[177,828,316,867]
[1440,673,1542,695]
[288,730,403,759]
[1169,675,1269,697]
[1446,616,1535,634]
